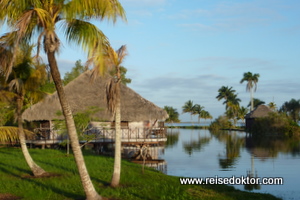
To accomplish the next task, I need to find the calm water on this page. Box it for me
[159,128,300,200]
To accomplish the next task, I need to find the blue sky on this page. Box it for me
[54,0,300,121]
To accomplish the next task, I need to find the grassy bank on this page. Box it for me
[0,147,281,200]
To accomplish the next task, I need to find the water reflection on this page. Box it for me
[166,129,179,148]
[160,128,300,200]
[182,136,211,156]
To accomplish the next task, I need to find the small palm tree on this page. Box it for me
[193,104,204,124]
[182,100,195,124]
[268,102,277,112]
[1,1,126,199]
[200,110,213,124]
[0,42,47,176]
[240,72,260,111]
[90,45,128,187]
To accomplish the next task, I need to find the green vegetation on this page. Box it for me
[182,100,212,125]
[209,116,234,131]
[249,112,300,138]
[0,148,280,200]
[164,106,180,123]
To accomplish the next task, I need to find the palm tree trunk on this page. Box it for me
[111,75,121,187]
[17,96,47,176]
[250,88,254,111]
[46,51,102,200]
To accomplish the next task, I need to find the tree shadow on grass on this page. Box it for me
[0,163,84,200]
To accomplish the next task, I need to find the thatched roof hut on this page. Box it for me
[245,105,273,119]
[245,105,273,130]
[23,70,168,122]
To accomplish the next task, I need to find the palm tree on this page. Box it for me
[1,1,126,199]
[268,102,277,112]
[200,111,213,123]
[0,126,34,144]
[0,41,47,176]
[216,86,236,104]
[247,98,265,109]
[237,106,248,124]
[182,100,195,124]
[164,106,180,124]
[193,104,204,124]
[280,99,300,122]
[240,72,260,111]
[90,45,128,187]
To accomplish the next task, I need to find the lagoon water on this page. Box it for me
[159,128,300,200]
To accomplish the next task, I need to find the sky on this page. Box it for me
[44,0,300,122]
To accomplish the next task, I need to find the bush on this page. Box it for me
[250,112,300,138]
[209,115,233,131]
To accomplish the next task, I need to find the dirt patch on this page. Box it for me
[0,194,22,200]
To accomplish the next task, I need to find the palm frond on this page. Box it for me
[0,126,34,142]
[65,0,126,23]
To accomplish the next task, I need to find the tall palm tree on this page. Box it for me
[1,1,126,199]
[240,72,260,111]
[0,41,47,176]
[216,86,236,104]
[90,45,128,187]
[182,100,195,124]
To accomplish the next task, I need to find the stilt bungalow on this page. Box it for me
[22,70,169,151]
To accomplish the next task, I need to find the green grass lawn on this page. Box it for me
[0,147,281,200]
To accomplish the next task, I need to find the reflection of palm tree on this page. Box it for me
[166,131,179,148]
[183,136,211,156]
[215,132,244,169]
[240,72,260,111]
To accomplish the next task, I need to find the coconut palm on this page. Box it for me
[280,99,300,122]
[0,126,34,143]
[268,102,277,112]
[216,86,236,104]
[247,98,265,110]
[90,45,128,187]
[1,1,126,199]
[240,72,260,111]
[237,106,248,124]
[193,104,204,124]
[0,41,48,176]
[200,111,213,123]
[182,100,195,124]
[164,106,180,124]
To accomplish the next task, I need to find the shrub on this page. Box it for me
[209,115,233,131]
[250,112,300,138]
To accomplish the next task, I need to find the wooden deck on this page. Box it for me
[26,127,167,147]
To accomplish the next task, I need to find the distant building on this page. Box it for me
[245,105,273,130]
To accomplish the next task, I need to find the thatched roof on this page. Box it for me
[245,105,273,119]
[23,70,168,122]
